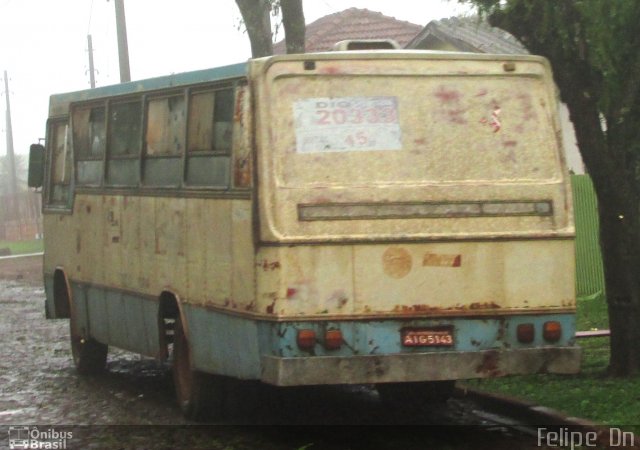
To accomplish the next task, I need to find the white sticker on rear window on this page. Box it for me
[293,97,402,153]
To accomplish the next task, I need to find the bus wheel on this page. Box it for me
[172,315,227,421]
[376,381,455,409]
[69,319,108,376]
[67,286,107,375]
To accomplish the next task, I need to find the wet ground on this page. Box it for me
[0,256,550,449]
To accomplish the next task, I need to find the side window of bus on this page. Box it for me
[106,100,142,186]
[185,88,234,187]
[73,105,106,186]
[143,94,185,187]
[48,121,72,206]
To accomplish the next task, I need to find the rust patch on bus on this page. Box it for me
[234,87,245,122]
[393,302,501,314]
[496,318,506,342]
[257,259,281,271]
[394,304,442,314]
[435,87,462,103]
[447,108,467,125]
[234,157,251,188]
[476,350,502,377]
[328,290,349,308]
[266,300,277,314]
[469,302,500,310]
[423,253,462,267]
[320,66,342,75]
[382,247,412,279]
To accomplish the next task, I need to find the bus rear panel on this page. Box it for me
[249,52,579,385]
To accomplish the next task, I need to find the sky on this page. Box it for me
[0,0,473,158]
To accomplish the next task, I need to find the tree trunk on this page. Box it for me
[594,133,640,376]
[486,3,640,376]
[280,0,305,54]
[600,198,640,376]
[560,76,640,376]
[235,0,273,58]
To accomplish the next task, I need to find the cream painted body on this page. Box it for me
[44,196,255,311]
[251,52,575,320]
[256,240,575,319]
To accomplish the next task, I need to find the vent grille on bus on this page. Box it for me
[298,200,553,221]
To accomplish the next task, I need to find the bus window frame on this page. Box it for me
[44,117,75,212]
[141,89,187,188]
[72,101,107,187]
[105,97,143,188]
[66,79,244,194]
[183,83,235,189]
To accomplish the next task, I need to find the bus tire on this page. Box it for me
[69,296,107,375]
[172,314,227,421]
[376,380,455,409]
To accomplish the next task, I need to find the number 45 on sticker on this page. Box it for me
[345,131,369,146]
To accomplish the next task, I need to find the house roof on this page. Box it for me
[406,17,528,54]
[273,8,422,54]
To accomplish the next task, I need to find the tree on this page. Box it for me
[280,0,305,54]
[464,0,640,375]
[235,0,305,57]
[235,0,273,57]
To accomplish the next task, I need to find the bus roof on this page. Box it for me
[49,61,247,117]
[47,50,549,117]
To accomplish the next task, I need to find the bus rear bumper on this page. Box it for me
[260,346,582,386]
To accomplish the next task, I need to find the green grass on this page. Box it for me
[468,295,640,425]
[576,293,609,331]
[0,238,43,255]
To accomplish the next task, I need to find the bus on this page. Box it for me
[29,49,581,420]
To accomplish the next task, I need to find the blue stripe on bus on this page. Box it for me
[58,279,575,381]
[256,314,576,358]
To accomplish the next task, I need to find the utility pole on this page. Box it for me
[3,70,18,219]
[114,0,131,83]
[87,34,96,88]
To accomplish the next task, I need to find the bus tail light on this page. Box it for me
[324,329,343,350]
[543,321,562,342]
[516,323,535,343]
[297,329,316,350]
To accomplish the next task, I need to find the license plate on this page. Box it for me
[402,328,454,347]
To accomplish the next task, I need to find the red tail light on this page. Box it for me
[516,323,535,343]
[324,329,343,350]
[543,321,562,342]
[297,329,316,350]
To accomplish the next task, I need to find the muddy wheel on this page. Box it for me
[172,315,227,421]
[70,333,108,375]
[377,381,455,409]
[67,283,107,375]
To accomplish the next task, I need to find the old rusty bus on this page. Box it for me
[29,50,581,419]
